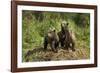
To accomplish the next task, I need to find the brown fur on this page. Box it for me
[44,30,59,53]
[58,21,75,51]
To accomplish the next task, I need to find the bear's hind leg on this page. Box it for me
[44,37,48,51]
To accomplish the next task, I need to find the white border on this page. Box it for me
[17,5,94,68]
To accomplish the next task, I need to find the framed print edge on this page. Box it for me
[11,1,97,72]
[11,1,17,72]
[94,6,97,67]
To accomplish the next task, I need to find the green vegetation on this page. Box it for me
[22,10,90,62]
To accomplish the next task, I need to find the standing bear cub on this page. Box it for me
[58,21,75,51]
[44,28,59,53]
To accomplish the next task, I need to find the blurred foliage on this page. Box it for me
[22,10,90,61]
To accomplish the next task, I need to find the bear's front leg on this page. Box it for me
[51,41,57,53]
[71,41,75,51]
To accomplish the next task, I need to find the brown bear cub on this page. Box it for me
[44,29,59,53]
[58,21,75,51]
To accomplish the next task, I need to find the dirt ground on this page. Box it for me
[23,47,90,62]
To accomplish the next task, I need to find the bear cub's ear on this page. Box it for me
[53,30,56,32]
[67,22,69,26]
